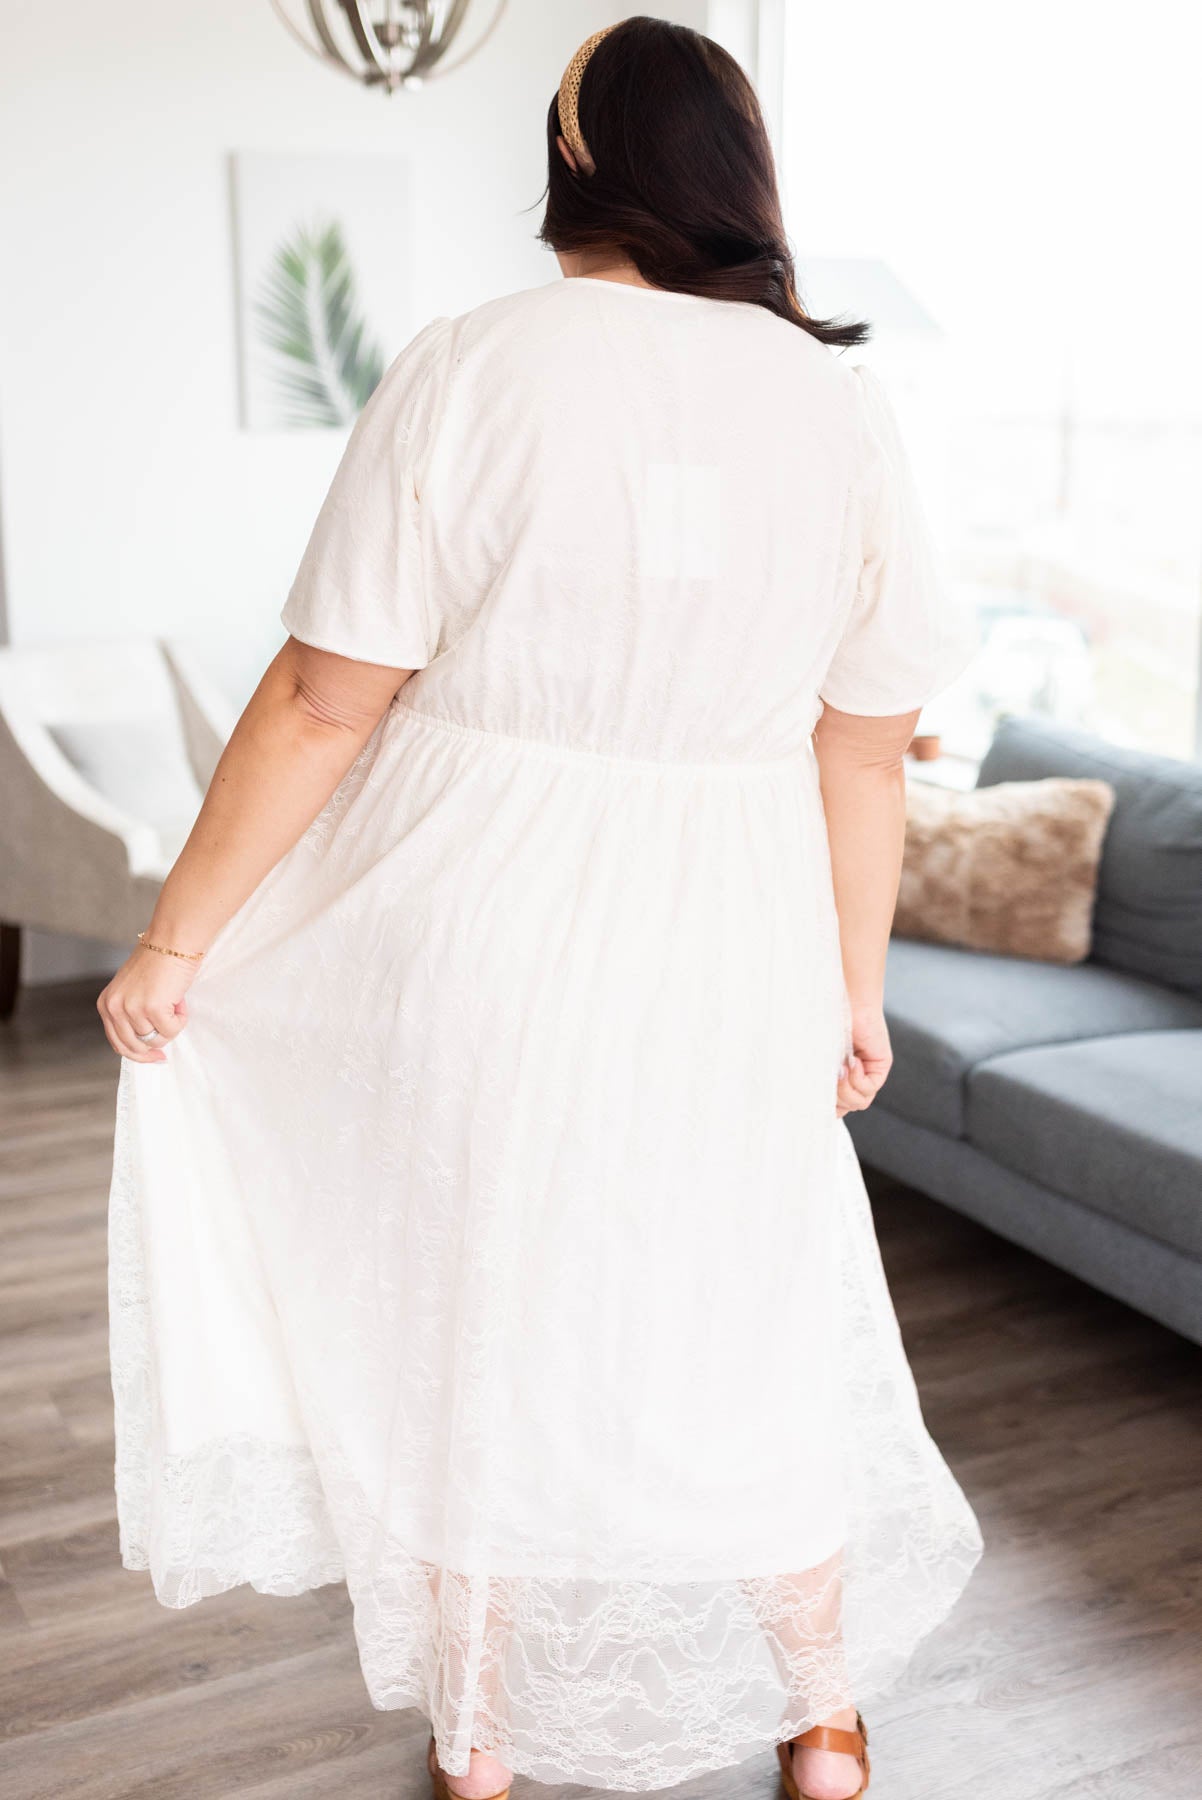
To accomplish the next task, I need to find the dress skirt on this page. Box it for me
[108,698,983,1790]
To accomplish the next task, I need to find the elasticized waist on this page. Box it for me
[389,698,820,777]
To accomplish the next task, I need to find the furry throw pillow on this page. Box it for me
[895,776,1116,963]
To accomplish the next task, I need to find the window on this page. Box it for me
[774,0,1202,758]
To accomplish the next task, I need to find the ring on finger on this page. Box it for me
[135,1028,161,1043]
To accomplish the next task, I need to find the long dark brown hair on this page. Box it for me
[539,16,869,349]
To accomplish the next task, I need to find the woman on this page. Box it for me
[101,17,981,1800]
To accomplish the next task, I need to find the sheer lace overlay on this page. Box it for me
[111,1051,979,1788]
[108,279,981,1791]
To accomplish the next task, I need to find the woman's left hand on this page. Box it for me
[97,945,199,1063]
[836,1000,893,1118]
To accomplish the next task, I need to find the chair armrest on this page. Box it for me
[0,708,166,940]
[162,640,236,788]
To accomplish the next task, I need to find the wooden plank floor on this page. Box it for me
[2,980,1200,1799]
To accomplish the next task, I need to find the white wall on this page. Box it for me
[0,0,738,980]
[1,0,692,685]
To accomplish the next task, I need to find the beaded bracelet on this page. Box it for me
[137,930,206,964]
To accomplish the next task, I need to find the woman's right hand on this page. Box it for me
[92,640,409,1070]
[836,1000,892,1118]
[97,943,199,1064]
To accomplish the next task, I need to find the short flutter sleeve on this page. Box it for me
[281,315,453,669]
[819,365,976,716]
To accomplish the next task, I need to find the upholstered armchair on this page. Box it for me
[0,640,234,1017]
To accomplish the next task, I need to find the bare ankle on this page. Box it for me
[440,1749,512,1800]
[791,1708,865,1800]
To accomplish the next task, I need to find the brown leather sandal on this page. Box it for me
[427,1736,512,1800]
[777,1712,870,1800]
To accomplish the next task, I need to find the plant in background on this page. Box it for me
[255,219,385,428]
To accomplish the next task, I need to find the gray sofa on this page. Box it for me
[848,717,1202,1345]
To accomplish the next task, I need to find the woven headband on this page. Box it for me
[556,24,618,171]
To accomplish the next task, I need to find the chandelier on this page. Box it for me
[271,1,508,93]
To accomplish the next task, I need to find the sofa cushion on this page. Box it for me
[977,717,1202,1000]
[882,937,1202,1137]
[966,1031,1202,1258]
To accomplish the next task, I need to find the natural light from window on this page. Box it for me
[776,0,1202,760]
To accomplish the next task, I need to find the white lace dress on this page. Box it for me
[108,276,982,1790]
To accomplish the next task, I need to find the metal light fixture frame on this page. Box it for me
[271,0,508,93]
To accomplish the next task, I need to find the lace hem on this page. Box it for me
[110,1071,982,1790]
[112,1424,979,1790]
